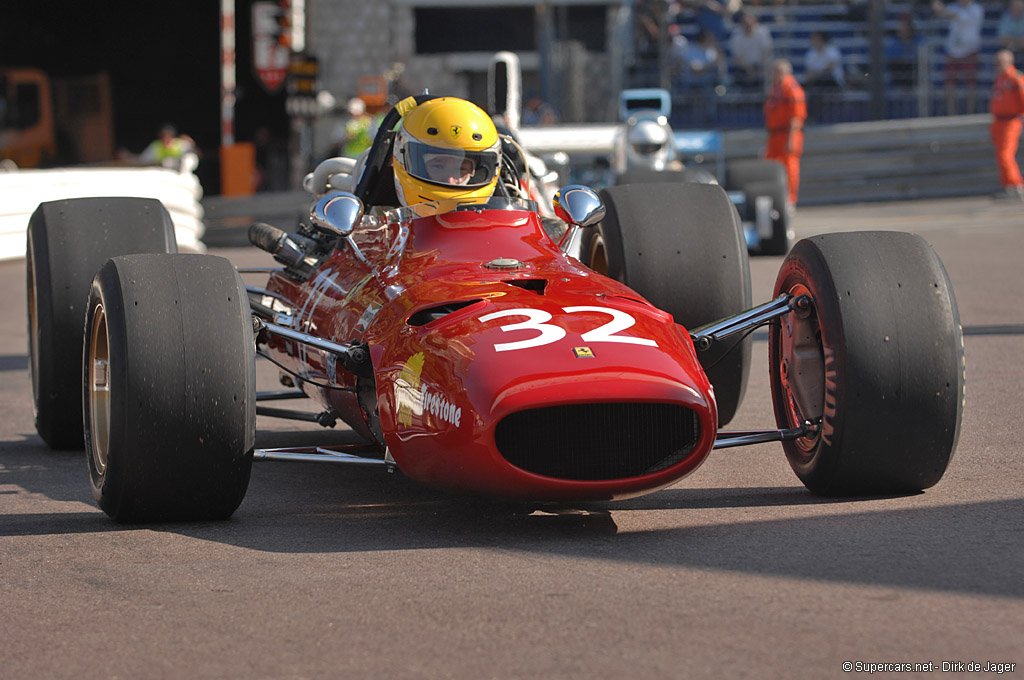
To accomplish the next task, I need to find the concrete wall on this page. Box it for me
[304,1,620,158]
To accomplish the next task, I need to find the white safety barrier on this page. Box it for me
[0,157,206,261]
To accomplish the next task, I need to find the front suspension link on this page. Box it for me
[691,293,812,351]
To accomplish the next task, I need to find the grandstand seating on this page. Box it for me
[641,1,1010,128]
[619,2,1023,203]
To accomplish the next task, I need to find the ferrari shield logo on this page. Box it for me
[450,125,462,138]
[572,347,595,359]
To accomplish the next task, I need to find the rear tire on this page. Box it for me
[726,159,785,190]
[582,182,752,426]
[615,168,717,186]
[769,232,964,495]
[27,197,177,449]
[615,168,685,185]
[84,254,255,522]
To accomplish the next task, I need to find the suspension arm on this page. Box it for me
[690,293,810,351]
[253,316,372,378]
[713,420,819,450]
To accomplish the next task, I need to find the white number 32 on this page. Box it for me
[478,306,658,352]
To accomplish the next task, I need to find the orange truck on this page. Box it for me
[1,68,114,168]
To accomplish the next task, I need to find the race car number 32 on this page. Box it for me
[478,307,657,352]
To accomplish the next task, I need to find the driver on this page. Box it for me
[619,117,682,172]
[392,97,502,213]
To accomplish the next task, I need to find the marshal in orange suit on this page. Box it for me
[990,49,1024,200]
[763,59,807,206]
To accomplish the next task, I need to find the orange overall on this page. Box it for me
[990,66,1024,188]
[764,74,807,205]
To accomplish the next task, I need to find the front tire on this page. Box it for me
[84,254,255,522]
[769,232,964,495]
[27,197,177,449]
[582,182,752,426]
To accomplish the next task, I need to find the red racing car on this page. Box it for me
[27,95,965,522]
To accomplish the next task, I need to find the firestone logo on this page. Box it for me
[421,385,462,427]
[395,352,462,429]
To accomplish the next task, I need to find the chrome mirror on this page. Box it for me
[310,191,364,237]
[553,185,605,227]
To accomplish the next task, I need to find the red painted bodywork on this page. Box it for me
[263,203,718,500]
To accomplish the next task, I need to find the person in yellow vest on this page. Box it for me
[140,124,196,170]
[342,97,376,158]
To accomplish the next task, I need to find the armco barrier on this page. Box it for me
[521,114,1020,206]
[717,114,1016,205]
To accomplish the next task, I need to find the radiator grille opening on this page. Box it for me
[494,402,700,481]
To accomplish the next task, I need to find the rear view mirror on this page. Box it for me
[553,185,605,227]
[310,191,364,237]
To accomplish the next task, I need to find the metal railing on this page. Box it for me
[635,1,1006,128]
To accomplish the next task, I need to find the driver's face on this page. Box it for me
[424,153,475,185]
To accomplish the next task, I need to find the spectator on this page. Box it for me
[763,59,807,206]
[685,29,728,125]
[729,11,775,89]
[989,49,1024,199]
[341,97,376,158]
[932,0,984,115]
[668,23,693,97]
[886,14,925,88]
[766,0,791,30]
[998,0,1024,66]
[804,30,845,89]
[523,92,559,126]
[634,0,663,60]
[803,31,845,121]
[139,124,196,171]
[681,0,743,45]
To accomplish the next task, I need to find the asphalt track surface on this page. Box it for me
[2,195,1022,679]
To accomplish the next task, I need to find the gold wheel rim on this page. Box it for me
[88,304,111,473]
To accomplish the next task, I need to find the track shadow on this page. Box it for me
[3,429,1021,601]
[190,475,1024,600]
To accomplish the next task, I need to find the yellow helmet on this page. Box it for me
[392,97,501,212]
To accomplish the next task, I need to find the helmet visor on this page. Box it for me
[632,142,663,155]
[401,142,498,188]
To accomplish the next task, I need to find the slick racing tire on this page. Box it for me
[84,254,255,522]
[615,168,684,185]
[726,159,785,190]
[27,197,177,449]
[615,168,717,186]
[582,182,752,426]
[769,232,965,496]
[744,179,792,256]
